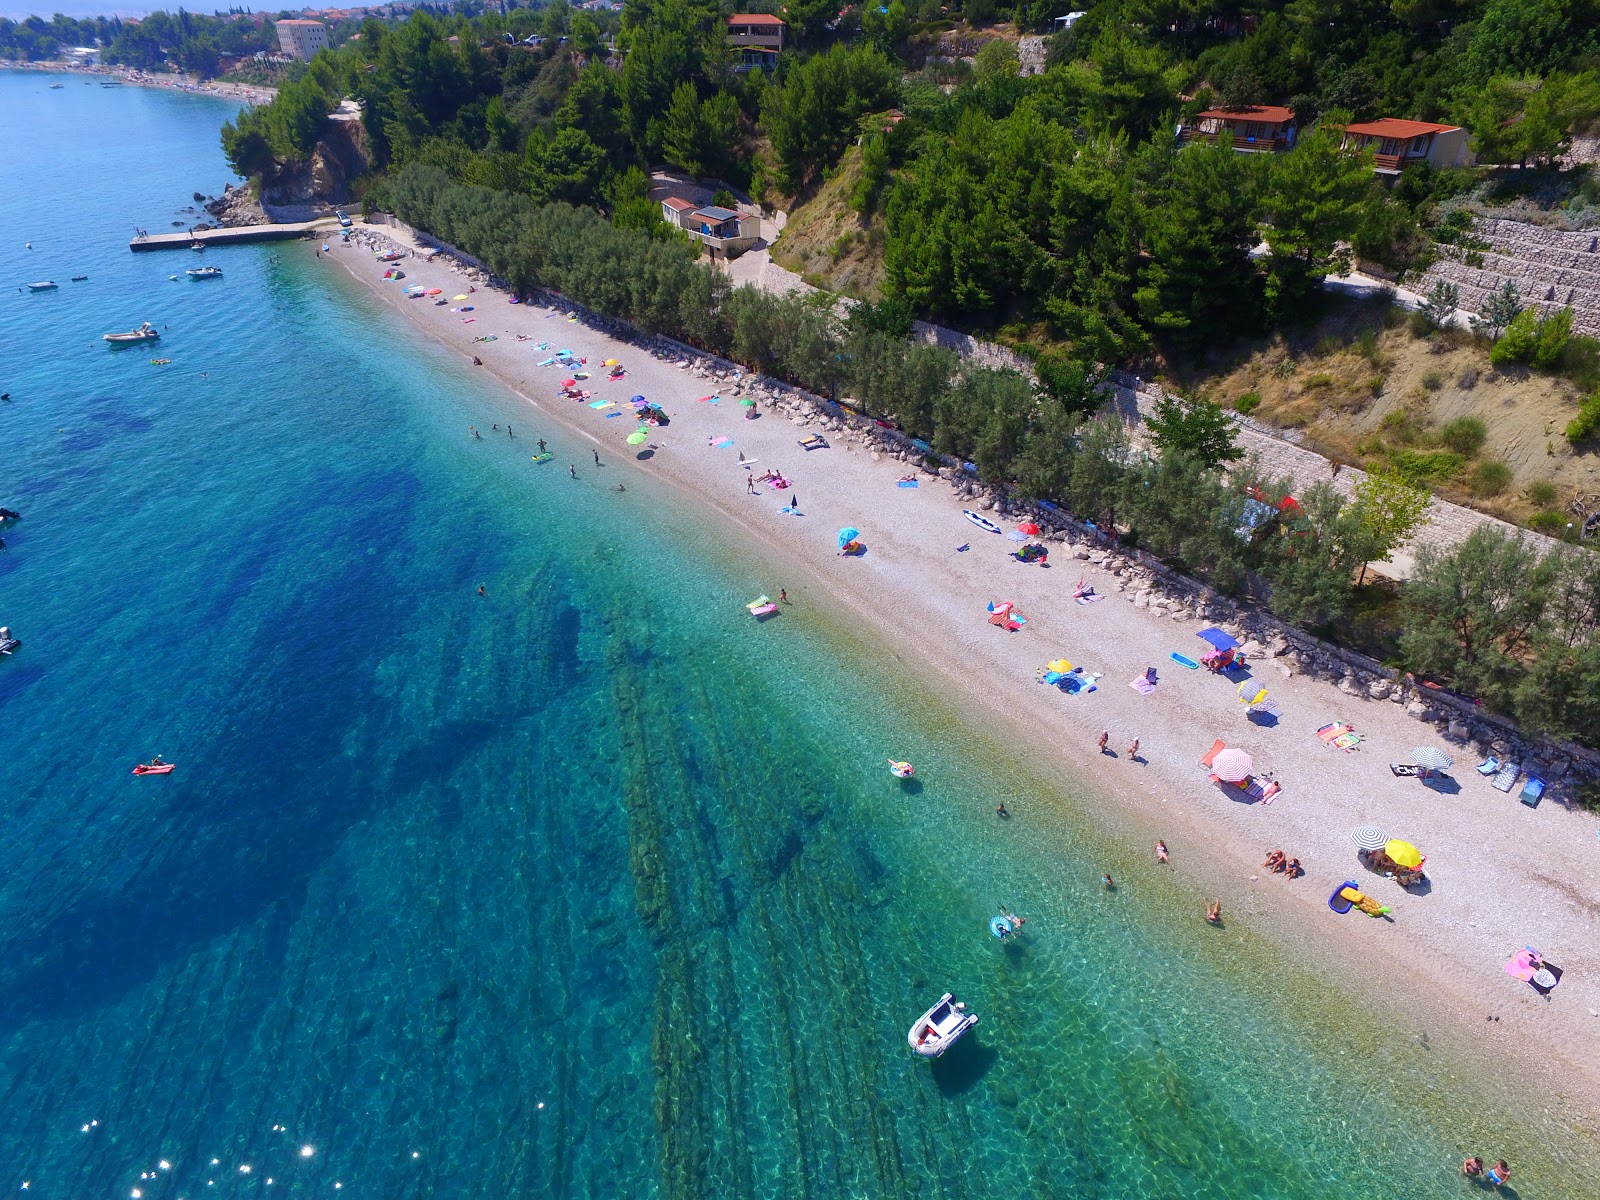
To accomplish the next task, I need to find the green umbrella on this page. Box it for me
[627,427,650,445]
[739,397,756,407]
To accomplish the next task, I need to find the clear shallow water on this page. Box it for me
[0,71,1586,1200]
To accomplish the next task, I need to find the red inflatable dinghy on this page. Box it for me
[132,762,175,776]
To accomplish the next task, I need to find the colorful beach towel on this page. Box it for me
[898,480,919,488]
[711,437,734,448]
[589,400,614,409]
[1316,722,1352,742]
[1130,676,1157,695]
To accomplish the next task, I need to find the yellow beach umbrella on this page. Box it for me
[1384,839,1423,869]
[1048,658,1073,673]
[452,294,469,300]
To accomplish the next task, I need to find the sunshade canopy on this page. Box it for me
[1048,658,1073,673]
[838,527,860,549]
[627,428,650,445]
[1413,747,1453,771]
[1213,747,1253,782]
[1017,522,1041,535]
[1197,627,1241,652]
[1384,839,1423,869]
[1350,825,1389,851]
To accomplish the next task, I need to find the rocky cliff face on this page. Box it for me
[260,116,373,208]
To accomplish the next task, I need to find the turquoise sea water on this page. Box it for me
[0,71,1590,1199]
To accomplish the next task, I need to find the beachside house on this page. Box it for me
[660,199,762,254]
[727,13,784,72]
[1179,105,1296,153]
[1340,118,1468,174]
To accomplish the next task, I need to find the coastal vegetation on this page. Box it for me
[0,10,276,78]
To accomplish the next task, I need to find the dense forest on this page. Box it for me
[0,9,275,76]
[215,0,1600,747]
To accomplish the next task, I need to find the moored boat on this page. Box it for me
[28,281,58,291]
[908,992,978,1058]
[104,322,160,345]
[0,626,19,656]
[186,265,222,279]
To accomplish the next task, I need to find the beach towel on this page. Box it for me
[1476,757,1501,776]
[1491,761,1521,792]
[1200,739,1225,768]
[588,400,614,409]
[1316,722,1352,743]
[712,437,735,448]
[1504,949,1561,992]
[605,412,623,418]
[1332,732,1362,752]
[538,358,555,366]
[1242,777,1282,804]
[897,480,919,488]
[1389,763,1421,777]
[1130,676,1156,695]
[1075,591,1105,604]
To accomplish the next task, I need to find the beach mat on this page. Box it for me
[898,480,918,488]
[589,400,614,409]
[1130,676,1156,695]
[1491,761,1521,792]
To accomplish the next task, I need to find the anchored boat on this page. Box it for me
[186,265,222,279]
[908,992,978,1058]
[27,281,58,291]
[104,322,160,345]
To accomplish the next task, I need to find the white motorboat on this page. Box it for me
[104,322,161,345]
[907,992,978,1058]
[186,265,223,279]
[28,281,58,291]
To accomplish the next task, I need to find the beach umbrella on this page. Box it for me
[1350,825,1389,852]
[1237,681,1269,706]
[453,294,468,300]
[426,289,442,295]
[1048,658,1073,673]
[1213,747,1253,782]
[561,378,577,388]
[1413,746,1453,772]
[838,527,860,550]
[1006,530,1030,541]
[604,358,619,367]
[1384,839,1423,869]
[627,428,650,446]
[632,395,646,404]
[1017,522,1041,536]
[1198,627,1241,652]
[740,397,756,407]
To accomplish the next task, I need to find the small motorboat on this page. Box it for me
[104,322,160,345]
[132,761,175,776]
[71,275,88,281]
[189,240,205,251]
[746,595,778,619]
[186,265,222,279]
[888,759,914,778]
[908,992,978,1058]
[49,82,64,88]
[28,281,58,291]
[0,626,19,655]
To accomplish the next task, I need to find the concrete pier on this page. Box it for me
[129,219,340,252]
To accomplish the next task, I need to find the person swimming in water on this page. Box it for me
[1205,899,1222,924]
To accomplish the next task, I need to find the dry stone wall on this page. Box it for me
[1422,217,1600,337]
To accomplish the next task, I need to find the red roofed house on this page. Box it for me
[1180,105,1297,153]
[1340,118,1468,174]
[660,196,698,226]
[728,13,784,72]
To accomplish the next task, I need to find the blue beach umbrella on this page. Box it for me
[837,527,860,550]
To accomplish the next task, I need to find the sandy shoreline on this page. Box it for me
[0,59,273,105]
[319,224,1600,1154]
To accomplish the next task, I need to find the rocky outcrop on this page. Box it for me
[261,115,372,209]
[204,183,267,227]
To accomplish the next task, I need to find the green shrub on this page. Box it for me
[1407,310,1434,338]
[1439,415,1486,455]
[1368,374,1386,396]
[711,188,739,210]
[1491,309,1540,366]
[1422,370,1445,390]
[1559,334,1600,391]
[1235,392,1262,414]
[1314,334,1342,357]
[1567,391,1600,444]
[1391,449,1465,484]
[1526,479,1559,506]
[1305,372,1334,389]
[1354,328,1384,365]
[1468,460,1512,496]
[1533,307,1574,369]
[1529,510,1571,536]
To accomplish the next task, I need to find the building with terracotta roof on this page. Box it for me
[1180,105,1297,153]
[660,197,762,255]
[728,13,784,71]
[1341,118,1467,174]
[275,19,330,60]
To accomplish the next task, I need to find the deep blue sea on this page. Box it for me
[0,70,1590,1200]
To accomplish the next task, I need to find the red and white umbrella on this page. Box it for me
[1213,747,1253,782]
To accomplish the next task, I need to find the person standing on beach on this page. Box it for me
[747,475,756,495]
[1098,731,1109,755]
[1126,737,1140,761]
[593,449,600,466]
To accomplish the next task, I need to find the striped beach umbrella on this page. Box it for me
[1412,746,1453,772]
[1213,747,1253,782]
[1350,825,1389,852]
